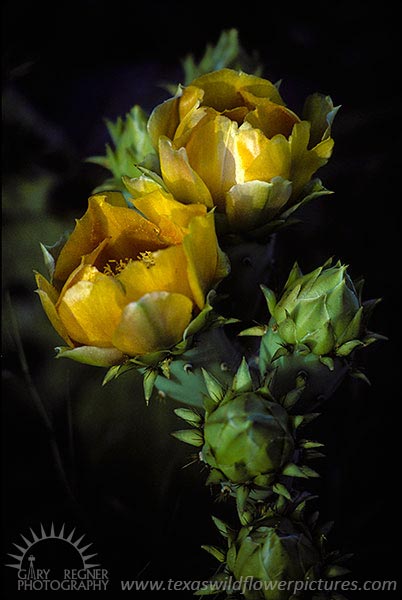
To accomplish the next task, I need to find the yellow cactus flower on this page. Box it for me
[35,190,229,366]
[146,68,337,233]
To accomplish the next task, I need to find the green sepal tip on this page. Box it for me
[200,545,226,563]
[171,429,204,447]
[174,407,203,427]
[232,357,253,393]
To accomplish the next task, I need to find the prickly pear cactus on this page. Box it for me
[172,331,378,597]
[33,28,386,600]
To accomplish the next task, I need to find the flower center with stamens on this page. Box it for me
[137,250,156,268]
[103,258,133,276]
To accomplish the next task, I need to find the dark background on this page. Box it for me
[2,1,400,597]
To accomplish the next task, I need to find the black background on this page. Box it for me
[2,1,401,597]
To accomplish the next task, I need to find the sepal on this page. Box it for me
[174,407,203,427]
[200,544,226,563]
[171,429,204,447]
[56,345,125,367]
[231,357,254,393]
[242,179,334,240]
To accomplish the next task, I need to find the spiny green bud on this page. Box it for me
[201,392,294,487]
[250,259,385,404]
[263,259,368,359]
[254,260,384,376]
[229,516,320,600]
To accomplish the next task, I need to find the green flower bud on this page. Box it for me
[246,259,386,407]
[230,516,320,600]
[201,392,294,487]
[259,259,383,370]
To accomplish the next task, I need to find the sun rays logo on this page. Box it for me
[5,523,109,591]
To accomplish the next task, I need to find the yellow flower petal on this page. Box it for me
[243,93,300,139]
[35,271,59,304]
[173,106,210,147]
[112,292,193,355]
[116,245,194,302]
[289,121,334,197]
[54,193,171,283]
[236,127,291,183]
[123,174,164,199]
[314,137,334,159]
[159,137,214,208]
[34,272,73,346]
[226,181,271,232]
[225,178,292,231]
[123,181,207,244]
[191,68,285,111]
[183,212,221,309]
[178,86,205,120]
[184,114,238,210]
[57,267,125,347]
[288,120,311,159]
[302,93,337,147]
[81,238,111,270]
[133,187,207,233]
[147,86,204,148]
[147,96,180,149]
[221,106,249,123]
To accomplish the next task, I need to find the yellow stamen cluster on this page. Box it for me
[137,250,156,268]
[103,258,133,276]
